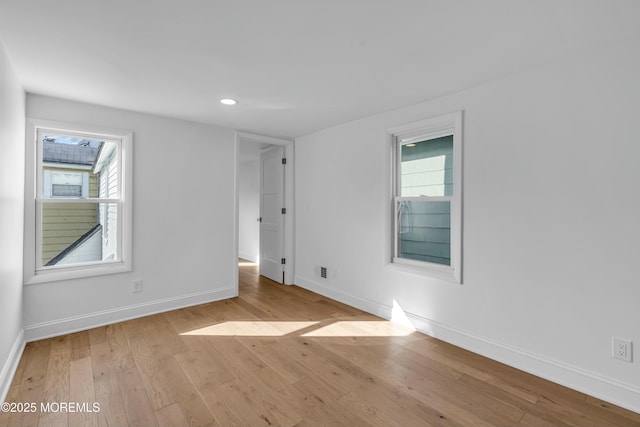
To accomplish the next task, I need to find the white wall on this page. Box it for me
[294,35,640,412]
[0,41,25,400]
[238,159,260,262]
[24,95,238,339]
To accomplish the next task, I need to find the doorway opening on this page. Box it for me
[235,132,294,293]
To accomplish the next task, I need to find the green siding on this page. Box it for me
[41,166,100,264]
[398,200,451,265]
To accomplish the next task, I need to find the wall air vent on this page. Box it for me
[320,267,327,279]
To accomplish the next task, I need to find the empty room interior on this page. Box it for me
[1,1,639,426]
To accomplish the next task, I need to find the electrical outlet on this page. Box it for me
[612,337,633,362]
[132,279,143,293]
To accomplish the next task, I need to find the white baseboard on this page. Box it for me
[0,329,26,403]
[294,275,393,320]
[294,275,640,415]
[24,288,237,342]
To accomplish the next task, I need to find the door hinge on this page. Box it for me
[282,158,287,165]
[281,258,286,265]
[281,208,286,214]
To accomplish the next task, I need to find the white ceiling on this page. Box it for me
[1,0,639,139]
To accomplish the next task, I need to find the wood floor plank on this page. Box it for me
[275,337,363,400]
[7,341,52,427]
[368,362,512,427]
[68,357,97,427]
[41,345,70,404]
[204,336,266,374]
[231,295,278,320]
[37,413,69,427]
[203,336,305,426]
[7,342,29,388]
[89,324,136,385]
[0,346,30,427]
[197,385,246,426]
[585,395,640,425]
[129,351,174,411]
[123,314,189,358]
[431,341,576,404]
[316,336,405,374]
[218,378,302,427]
[88,327,107,348]
[171,393,218,427]
[69,331,91,361]
[236,290,291,320]
[534,392,634,427]
[338,388,442,427]
[154,403,190,427]
[291,376,374,427]
[238,337,307,384]
[202,299,263,322]
[162,304,218,334]
[133,344,213,424]
[208,384,267,427]
[116,367,158,427]
[9,382,45,427]
[174,342,235,390]
[518,410,574,427]
[21,340,52,389]
[93,371,129,427]
[91,327,132,427]
[49,335,72,354]
[3,261,640,427]
[39,341,71,427]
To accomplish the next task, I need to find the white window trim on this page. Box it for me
[387,110,463,284]
[24,118,133,285]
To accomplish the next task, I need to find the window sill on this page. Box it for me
[387,258,461,284]
[26,260,131,285]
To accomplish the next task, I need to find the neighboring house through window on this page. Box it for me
[44,170,89,198]
[24,120,132,283]
[389,111,463,283]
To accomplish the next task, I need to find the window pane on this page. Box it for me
[41,133,118,199]
[398,200,450,265]
[52,184,82,197]
[42,134,103,165]
[400,135,453,197]
[41,202,118,266]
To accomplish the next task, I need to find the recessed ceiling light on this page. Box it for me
[406,143,416,147]
[220,98,237,105]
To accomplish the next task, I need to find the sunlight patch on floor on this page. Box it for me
[180,320,415,337]
[301,321,414,337]
[181,321,319,337]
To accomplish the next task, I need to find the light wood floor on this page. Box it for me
[2,262,640,427]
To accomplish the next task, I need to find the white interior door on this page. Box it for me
[259,146,285,283]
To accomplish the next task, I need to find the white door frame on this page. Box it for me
[233,132,294,293]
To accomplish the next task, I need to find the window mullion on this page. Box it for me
[37,198,120,204]
[396,195,452,203]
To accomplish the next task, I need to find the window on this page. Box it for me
[25,119,132,283]
[44,170,89,198]
[389,111,462,283]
